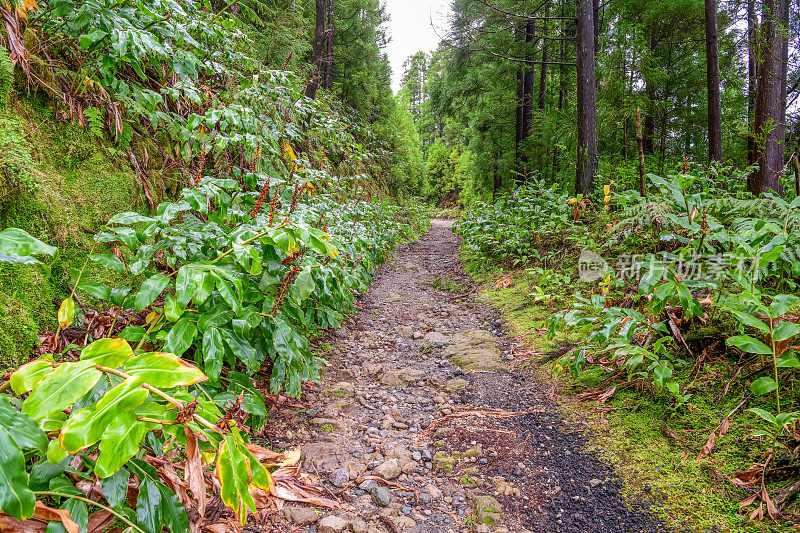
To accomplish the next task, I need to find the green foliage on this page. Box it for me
[0,338,271,527]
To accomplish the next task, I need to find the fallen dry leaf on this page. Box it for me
[185,426,207,519]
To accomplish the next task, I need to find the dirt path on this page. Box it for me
[267,220,660,533]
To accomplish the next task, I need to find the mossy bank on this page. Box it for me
[0,69,145,371]
[466,259,792,533]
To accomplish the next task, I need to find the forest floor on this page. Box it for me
[262,219,661,533]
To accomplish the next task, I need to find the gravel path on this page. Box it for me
[266,219,661,533]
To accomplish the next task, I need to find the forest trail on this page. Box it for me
[268,220,661,533]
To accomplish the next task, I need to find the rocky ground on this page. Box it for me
[262,219,661,533]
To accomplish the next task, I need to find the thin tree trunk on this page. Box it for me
[636,107,647,197]
[623,114,628,160]
[793,152,800,197]
[538,1,549,110]
[747,0,757,164]
[575,0,597,194]
[522,18,536,140]
[750,0,789,196]
[705,0,722,162]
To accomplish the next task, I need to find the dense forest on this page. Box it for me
[399,0,799,204]
[3,0,800,531]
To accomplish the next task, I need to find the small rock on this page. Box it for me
[425,483,442,499]
[589,478,603,488]
[371,486,392,507]
[374,458,402,480]
[349,517,367,533]
[413,330,424,339]
[329,468,350,487]
[318,515,348,533]
[472,495,503,527]
[282,506,318,525]
[359,479,378,491]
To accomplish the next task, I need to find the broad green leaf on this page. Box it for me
[137,476,162,533]
[748,407,777,425]
[0,425,35,520]
[727,335,773,355]
[80,338,134,368]
[219,329,260,373]
[770,295,799,318]
[776,354,800,368]
[90,253,126,273]
[77,282,110,300]
[216,433,256,522]
[730,310,769,334]
[10,356,55,394]
[46,439,68,465]
[57,297,75,329]
[23,360,103,421]
[202,328,225,381]
[750,376,778,396]
[124,352,207,388]
[164,294,185,322]
[773,321,800,342]
[28,459,66,491]
[0,228,56,259]
[108,212,156,225]
[163,318,198,357]
[101,468,129,507]
[94,412,148,478]
[0,395,47,452]
[294,269,315,301]
[135,273,170,312]
[59,377,149,453]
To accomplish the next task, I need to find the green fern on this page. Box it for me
[83,107,105,138]
[0,47,13,109]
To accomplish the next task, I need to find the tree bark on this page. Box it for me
[575,0,597,194]
[538,2,549,110]
[515,24,525,171]
[636,107,647,197]
[592,0,600,54]
[750,0,789,196]
[705,0,722,162]
[306,0,328,98]
[324,0,334,90]
[793,152,800,197]
[522,18,536,140]
[747,0,757,164]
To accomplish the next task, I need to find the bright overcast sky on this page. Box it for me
[383,0,452,93]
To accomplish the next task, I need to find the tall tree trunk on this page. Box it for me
[747,0,757,164]
[592,0,600,54]
[306,0,328,98]
[705,0,722,162]
[643,33,658,154]
[522,18,536,140]
[750,0,789,196]
[515,24,525,173]
[636,107,647,197]
[538,2,549,110]
[324,0,334,90]
[575,0,597,194]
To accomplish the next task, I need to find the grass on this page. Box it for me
[466,260,793,532]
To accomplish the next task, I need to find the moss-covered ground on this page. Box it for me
[464,253,797,532]
[0,91,142,372]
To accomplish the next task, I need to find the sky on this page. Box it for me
[382,0,452,93]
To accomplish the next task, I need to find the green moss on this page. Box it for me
[0,95,141,371]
